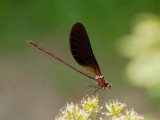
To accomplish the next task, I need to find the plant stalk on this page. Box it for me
[92,109,96,120]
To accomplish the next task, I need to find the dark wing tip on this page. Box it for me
[72,22,83,26]
[70,22,85,32]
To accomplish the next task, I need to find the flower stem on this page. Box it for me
[92,109,96,120]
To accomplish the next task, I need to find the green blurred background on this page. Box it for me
[0,0,160,120]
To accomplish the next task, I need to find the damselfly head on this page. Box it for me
[105,82,112,90]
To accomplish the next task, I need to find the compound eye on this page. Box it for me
[107,83,112,90]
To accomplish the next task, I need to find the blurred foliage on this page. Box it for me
[118,13,160,102]
[0,0,160,52]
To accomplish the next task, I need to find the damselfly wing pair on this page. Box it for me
[27,22,111,99]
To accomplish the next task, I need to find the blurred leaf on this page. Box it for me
[118,13,160,102]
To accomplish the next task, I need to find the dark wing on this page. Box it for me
[69,22,101,75]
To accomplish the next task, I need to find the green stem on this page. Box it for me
[92,109,96,120]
